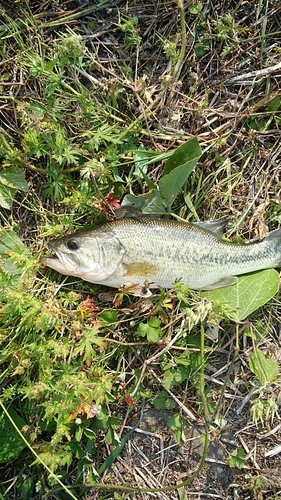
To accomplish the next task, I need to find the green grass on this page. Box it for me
[0,1,281,498]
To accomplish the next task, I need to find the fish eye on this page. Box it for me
[67,239,80,251]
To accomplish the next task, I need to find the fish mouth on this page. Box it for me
[40,246,78,273]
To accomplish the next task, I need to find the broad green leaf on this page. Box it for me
[132,147,155,186]
[0,185,16,209]
[121,139,202,215]
[121,191,166,215]
[168,413,186,442]
[148,316,161,328]
[100,310,118,325]
[0,408,27,462]
[168,413,181,431]
[164,137,202,174]
[19,476,34,500]
[0,167,28,209]
[159,161,199,212]
[163,366,189,390]
[141,190,166,214]
[248,349,279,386]
[121,193,147,210]
[201,269,280,321]
[0,230,31,275]
[160,138,202,212]
[0,166,28,191]
[267,96,281,112]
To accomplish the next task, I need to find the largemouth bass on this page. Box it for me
[40,218,281,294]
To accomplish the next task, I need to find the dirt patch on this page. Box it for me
[87,404,281,499]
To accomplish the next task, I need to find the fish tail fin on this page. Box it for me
[265,228,281,266]
[264,228,281,242]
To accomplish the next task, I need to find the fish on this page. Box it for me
[40,217,281,295]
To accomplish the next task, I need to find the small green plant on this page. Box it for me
[159,35,180,61]
[168,413,190,443]
[251,397,278,427]
[122,137,202,214]
[248,348,280,388]
[213,13,242,58]
[188,2,203,15]
[246,474,266,497]
[194,23,211,58]
[228,448,246,469]
[117,17,141,48]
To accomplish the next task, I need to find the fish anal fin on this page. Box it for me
[200,276,238,290]
[124,262,159,277]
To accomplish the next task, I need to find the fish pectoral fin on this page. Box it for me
[200,276,238,290]
[124,262,159,277]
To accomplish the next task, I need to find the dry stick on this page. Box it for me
[173,0,187,81]
[238,435,260,470]
[117,98,160,142]
[199,322,211,422]
[36,0,112,29]
[84,428,210,494]
[226,60,281,83]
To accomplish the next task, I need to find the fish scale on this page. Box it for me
[40,218,281,294]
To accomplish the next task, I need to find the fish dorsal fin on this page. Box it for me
[193,219,229,237]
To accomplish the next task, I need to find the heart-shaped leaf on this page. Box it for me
[201,269,280,321]
[164,137,202,174]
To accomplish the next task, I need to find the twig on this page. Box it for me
[226,61,281,84]
[238,435,260,470]
[258,423,281,439]
[265,444,281,458]
[173,0,187,81]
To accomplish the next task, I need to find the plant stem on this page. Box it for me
[212,323,240,421]
[200,322,211,421]
[174,0,187,81]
